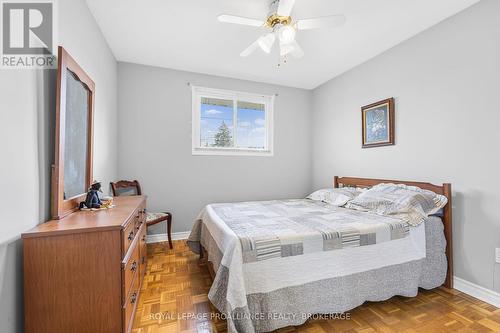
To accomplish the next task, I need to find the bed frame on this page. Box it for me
[334,176,453,289]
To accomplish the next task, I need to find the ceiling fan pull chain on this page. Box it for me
[277,54,288,68]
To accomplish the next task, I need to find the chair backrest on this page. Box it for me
[110,180,142,197]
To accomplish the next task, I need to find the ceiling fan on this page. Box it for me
[217,0,346,59]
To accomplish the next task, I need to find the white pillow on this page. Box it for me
[307,187,361,206]
[345,183,448,226]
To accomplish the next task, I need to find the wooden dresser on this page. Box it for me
[22,196,147,333]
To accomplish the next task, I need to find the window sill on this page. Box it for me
[192,148,273,157]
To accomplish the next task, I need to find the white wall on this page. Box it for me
[0,0,117,331]
[0,70,39,333]
[117,62,312,234]
[312,0,500,292]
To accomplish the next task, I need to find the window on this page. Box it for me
[192,86,274,156]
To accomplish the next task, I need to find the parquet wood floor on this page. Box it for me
[132,241,500,333]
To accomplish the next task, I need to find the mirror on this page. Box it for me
[52,46,94,219]
[64,71,89,199]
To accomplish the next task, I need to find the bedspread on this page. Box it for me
[209,199,409,263]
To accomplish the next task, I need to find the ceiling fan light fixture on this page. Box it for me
[258,33,276,53]
[277,25,296,43]
[221,0,347,60]
[279,40,294,56]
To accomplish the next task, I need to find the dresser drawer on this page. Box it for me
[122,218,136,255]
[122,239,140,304]
[138,225,147,280]
[123,205,146,255]
[134,208,145,234]
[123,274,140,333]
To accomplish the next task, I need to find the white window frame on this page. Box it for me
[192,85,274,156]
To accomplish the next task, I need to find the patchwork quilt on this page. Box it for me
[209,199,410,263]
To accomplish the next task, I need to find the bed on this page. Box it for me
[187,176,453,333]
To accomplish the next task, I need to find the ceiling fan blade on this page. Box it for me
[279,41,293,56]
[217,14,264,27]
[296,15,346,30]
[240,39,261,57]
[277,0,296,17]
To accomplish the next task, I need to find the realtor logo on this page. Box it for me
[1,1,56,68]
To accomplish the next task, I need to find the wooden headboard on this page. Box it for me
[334,176,453,289]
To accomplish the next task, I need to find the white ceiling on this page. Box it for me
[86,0,479,89]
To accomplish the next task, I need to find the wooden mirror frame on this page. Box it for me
[51,46,95,219]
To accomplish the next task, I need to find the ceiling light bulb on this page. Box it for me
[278,25,296,44]
[257,33,276,53]
[280,41,294,56]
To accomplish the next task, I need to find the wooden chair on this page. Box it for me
[110,180,173,249]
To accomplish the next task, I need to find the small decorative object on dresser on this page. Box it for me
[111,180,173,249]
[79,180,103,209]
[101,196,114,208]
[361,97,395,148]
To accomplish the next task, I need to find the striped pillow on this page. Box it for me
[345,183,448,226]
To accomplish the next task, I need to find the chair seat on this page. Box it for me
[146,212,169,223]
[111,179,173,249]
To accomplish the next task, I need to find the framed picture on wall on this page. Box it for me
[361,97,395,148]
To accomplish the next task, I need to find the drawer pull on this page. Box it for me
[130,292,137,304]
[130,261,137,272]
[141,256,145,264]
[128,231,134,241]
[142,235,146,242]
